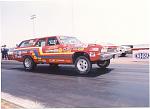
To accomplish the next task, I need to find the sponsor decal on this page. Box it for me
[135,53,149,59]
[63,48,71,52]
[58,48,63,52]
[89,52,95,57]
[14,51,22,58]
[45,49,59,53]
[72,47,84,51]
[18,51,21,55]
[21,50,28,54]
[133,49,149,60]
[78,47,84,51]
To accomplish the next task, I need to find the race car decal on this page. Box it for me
[14,47,73,59]
[15,47,74,55]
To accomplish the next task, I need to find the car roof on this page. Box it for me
[22,36,74,42]
[21,36,58,41]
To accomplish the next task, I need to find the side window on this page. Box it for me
[35,38,46,47]
[47,37,59,46]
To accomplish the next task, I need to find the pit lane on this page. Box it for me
[1,55,149,107]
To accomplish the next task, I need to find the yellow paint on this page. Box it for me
[58,48,63,52]
[78,48,84,51]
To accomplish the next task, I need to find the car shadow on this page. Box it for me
[9,65,113,77]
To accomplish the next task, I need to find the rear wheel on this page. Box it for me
[75,56,91,74]
[23,56,36,71]
[97,59,110,68]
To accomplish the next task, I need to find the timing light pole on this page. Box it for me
[30,15,36,37]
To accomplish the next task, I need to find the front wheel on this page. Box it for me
[23,56,36,71]
[97,59,110,68]
[75,56,92,74]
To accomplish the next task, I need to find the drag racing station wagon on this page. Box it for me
[13,36,116,74]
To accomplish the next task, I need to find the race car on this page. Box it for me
[13,36,118,74]
[117,45,132,57]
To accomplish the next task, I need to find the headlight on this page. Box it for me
[101,47,107,53]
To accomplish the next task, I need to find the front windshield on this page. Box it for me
[59,36,82,44]
[19,39,35,47]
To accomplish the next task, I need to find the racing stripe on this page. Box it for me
[33,50,72,59]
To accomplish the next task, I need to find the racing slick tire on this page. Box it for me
[23,56,37,71]
[49,64,59,69]
[75,56,92,74]
[97,59,110,69]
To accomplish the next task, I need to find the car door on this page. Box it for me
[34,38,47,57]
[42,37,61,53]
[35,37,72,63]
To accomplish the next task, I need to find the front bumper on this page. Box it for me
[100,52,121,61]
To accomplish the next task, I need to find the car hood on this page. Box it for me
[68,43,102,48]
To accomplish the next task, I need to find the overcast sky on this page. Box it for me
[0,0,149,47]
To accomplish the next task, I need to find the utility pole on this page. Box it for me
[30,15,36,37]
